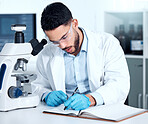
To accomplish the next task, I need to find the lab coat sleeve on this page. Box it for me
[96,35,130,105]
[32,53,52,100]
[90,92,104,105]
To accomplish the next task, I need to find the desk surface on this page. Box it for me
[0,103,148,124]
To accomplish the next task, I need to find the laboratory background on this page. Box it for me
[1,0,148,110]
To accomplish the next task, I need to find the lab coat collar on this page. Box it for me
[49,47,66,92]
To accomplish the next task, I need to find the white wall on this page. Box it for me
[0,0,148,41]
[0,0,106,40]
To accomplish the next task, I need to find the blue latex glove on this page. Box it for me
[45,90,67,107]
[64,94,91,111]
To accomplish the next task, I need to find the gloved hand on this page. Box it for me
[64,94,91,111]
[45,90,67,107]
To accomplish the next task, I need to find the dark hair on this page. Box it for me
[41,2,73,31]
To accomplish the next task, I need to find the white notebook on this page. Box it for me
[43,103,148,122]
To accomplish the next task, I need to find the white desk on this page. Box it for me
[0,103,148,124]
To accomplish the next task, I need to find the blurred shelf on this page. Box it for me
[104,10,148,109]
[125,54,143,59]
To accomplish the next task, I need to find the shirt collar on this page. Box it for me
[80,27,88,53]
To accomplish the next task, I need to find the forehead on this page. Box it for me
[45,24,70,41]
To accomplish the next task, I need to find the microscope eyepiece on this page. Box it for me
[41,39,47,45]
[29,39,47,56]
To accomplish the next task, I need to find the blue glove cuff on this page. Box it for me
[44,92,51,103]
[82,94,91,106]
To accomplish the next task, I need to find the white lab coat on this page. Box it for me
[32,29,130,105]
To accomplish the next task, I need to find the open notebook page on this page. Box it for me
[81,103,146,121]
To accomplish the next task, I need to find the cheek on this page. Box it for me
[71,37,75,46]
[70,33,77,45]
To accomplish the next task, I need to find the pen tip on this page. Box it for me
[64,106,67,110]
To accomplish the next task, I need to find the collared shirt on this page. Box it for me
[64,28,104,105]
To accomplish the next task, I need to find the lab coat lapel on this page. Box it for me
[50,48,66,92]
[86,30,103,92]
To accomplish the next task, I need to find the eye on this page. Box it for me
[62,35,68,40]
[52,41,59,44]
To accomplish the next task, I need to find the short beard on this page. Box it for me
[71,31,79,55]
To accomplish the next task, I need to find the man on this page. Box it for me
[33,2,130,110]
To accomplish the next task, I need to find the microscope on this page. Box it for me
[0,24,47,111]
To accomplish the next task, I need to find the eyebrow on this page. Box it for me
[50,30,69,42]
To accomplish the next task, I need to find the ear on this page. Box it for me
[72,19,78,28]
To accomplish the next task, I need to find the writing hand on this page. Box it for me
[64,94,91,111]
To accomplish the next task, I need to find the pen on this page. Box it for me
[64,87,78,110]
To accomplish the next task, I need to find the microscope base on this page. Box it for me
[0,94,39,112]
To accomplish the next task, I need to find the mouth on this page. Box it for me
[63,46,72,53]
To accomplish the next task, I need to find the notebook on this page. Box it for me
[43,103,148,122]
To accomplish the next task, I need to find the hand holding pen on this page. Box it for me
[64,87,91,111]
[64,87,78,110]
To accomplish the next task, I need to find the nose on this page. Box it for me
[59,41,67,49]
